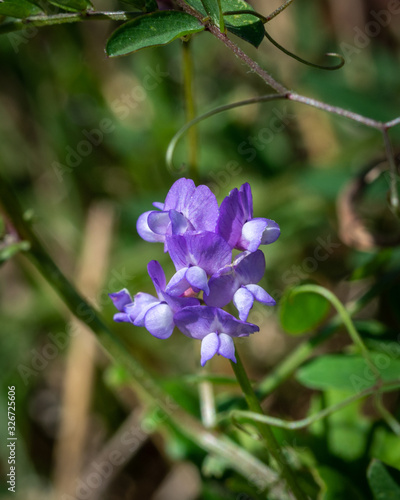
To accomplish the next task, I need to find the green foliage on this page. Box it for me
[297,354,400,393]
[0,240,30,265]
[200,0,225,31]
[316,466,364,500]
[222,0,265,48]
[0,0,43,18]
[279,287,330,335]
[47,0,92,12]
[367,460,400,500]
[119,0,158,11]
[185,0,264,47]
[106,11,205,57]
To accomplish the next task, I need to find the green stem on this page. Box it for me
[230,349,308,500]
[0,173,280,491]
[228,381,400,431]
[374,394,400,436]
[0,10,141,34]
[382,128,400,216]
[182,39,199,182]
[290,285,380,378]
[166,93,287,172]
[256,272,400,399]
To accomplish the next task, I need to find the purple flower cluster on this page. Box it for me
[109,179,280,366]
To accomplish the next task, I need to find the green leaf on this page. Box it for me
[222,0,264,48]
[0,0,43,18]
[367,460,400,500]
[201,0,224,31]
[46,0,92,12]
[297,353,400,394]
[119,0,158,12]
[0,241,30,265]
[279,287,330,335]
[185,0,264,47]
[106,11,204,57]
[316,466,365,500]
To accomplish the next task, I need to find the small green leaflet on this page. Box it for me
[200,0,224,31]
[46,0,92,12]
[222,0,264,48]
[106,11,204,57]
[367,460,400,499]
[279,288,330,335]
[185,0,264,48]
[297,354,400,394]
[0,0,43,18]
[0,241,30,266]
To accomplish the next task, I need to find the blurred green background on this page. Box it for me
[1,0,400,498]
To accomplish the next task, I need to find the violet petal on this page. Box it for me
[235,250,265,285]
[144,302,174,339]
[217,188,244,248]
[167,232,232,276]
[204,272,238,308]
[218,333,236,363]
[147,210,170,235]
[260,219,281,245]
[169,209,190,235]
[147,260,166,299]
[125,293,159,327]
[136,211,165,243]
[186,266,209,295]
[233,287,255,321]
[245,284,276,306]
[109,288,132,312]
[239,218,269,252]
[200,332,219,366]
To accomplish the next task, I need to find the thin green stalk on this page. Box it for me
[230,349,308,500]
[228,381,400,431]
[382,128,400,216]
[290,285,380,378]
[374,394,400,436]
[0,10,140,34]
[182,39,199,182]
[166,93,287,172]
[0,173,280,493]
[256,272,400,399]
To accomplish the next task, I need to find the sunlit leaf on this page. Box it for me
[297,354,400,394]
[201,0,224,31]
[106,11,204,57]
[185,0,264,47]
[279,287,330,335]
[367,460,400,500]
[222,0,264,48]
[0,0,42,18]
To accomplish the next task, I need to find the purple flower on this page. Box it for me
[136,178,219,250]
[204,250,275,321]
[109,260,199,339]
[217,183,280,252]
[174,306,259,365]
[165,232,232,295]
